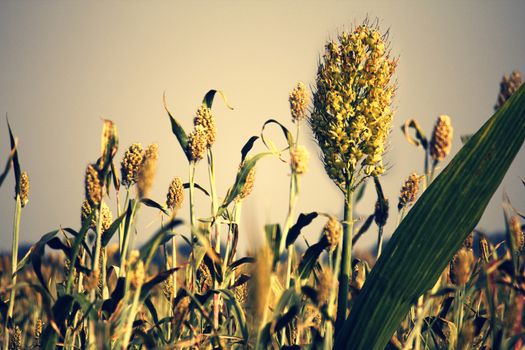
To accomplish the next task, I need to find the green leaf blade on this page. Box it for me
[336,84,525,350]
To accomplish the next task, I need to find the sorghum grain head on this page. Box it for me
[10,325,22,350]
[85,163,102,206]
[19,171,29,207]
[137,144,158,199]
[121,143,144,188]
[430,115,453,162]
[450,248,475,286]
[193,105,217,148]
[510,216,524,252]
[81,200,112,232]
[495,71,522,111]
[290,145,310,175]
[166,177,184,211]
[323,216,342,251]
[310,22,397,190]
[398,173,423,210]
[289,82,309,123]
[237,159,256,201]
[187,126,208,162]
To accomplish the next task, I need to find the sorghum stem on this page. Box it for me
[207,149,221,330]
[336,183,353,334]
[3,195,21,350]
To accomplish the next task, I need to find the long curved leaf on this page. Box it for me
[336,84,525,349]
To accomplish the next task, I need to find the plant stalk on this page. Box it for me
[335,182,353,334]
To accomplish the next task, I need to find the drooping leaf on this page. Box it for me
[183,182,210,197]
[261,119,294,154]
[0,138,16,188]
[240,136,259,163]
[286,212,319,247]
[352,215,375,246]
[140,198,169,215]
[401,119,428,149]
[6,117,21,195]
[163,92,190,161]
[336,84,525,350]
[140,267,180,299]
[202,89,234,110]
[297,240,329,280]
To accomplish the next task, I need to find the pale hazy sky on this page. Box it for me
[1,0,524,253]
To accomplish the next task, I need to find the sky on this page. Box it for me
[0,0,524,253]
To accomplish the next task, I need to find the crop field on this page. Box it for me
[0,16,525,350]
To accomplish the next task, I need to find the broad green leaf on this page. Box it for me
[140,198,169,215]
[335,84,525,350]
[286,212,319,247]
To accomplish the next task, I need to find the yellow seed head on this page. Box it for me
[81,200,112,233]
[323,216,342,251]
[290,145,310,175]
[34,319,43,347]
[510,216,524,252]
[234,281,248,305]
[194,105,217,148]
[198,262,212,292]
[450,248,475,286]
[430,115,453,162]
[289,82,309,123]
[121,143,144,188]
[187,126,208,162]
[374,198,389,227]
[19,171,29,207]
[85,163,102,206]
[237,160,256,201]
[495,71,522,111]
[166,177,184,211]
[161,280,173,302]
[310,23,397,189]
[137,144,158,199]
[398,173,423,210]
[10,325,22,350]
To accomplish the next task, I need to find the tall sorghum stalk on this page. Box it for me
[284,82,310,289]
[3,194,22,350]
[336,185,353,331]
[207,149,221,329]
[310,22,397,333]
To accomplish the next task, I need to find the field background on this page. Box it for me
[0,0,524,253]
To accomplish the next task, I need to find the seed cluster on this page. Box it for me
[310,24,397,189]
[495,71,522,111]
[166,177,184,210]
[85,163,102,206]
[121,143,145,188]
[398,173,423,210]
[290,145,310,175]
[137,144,159,199]
[81,200,113,232]
[323,216,342,251]
[19,171,29,207]
[430,115,453,162]
[289,82,309,123]
[194,105,217,148]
